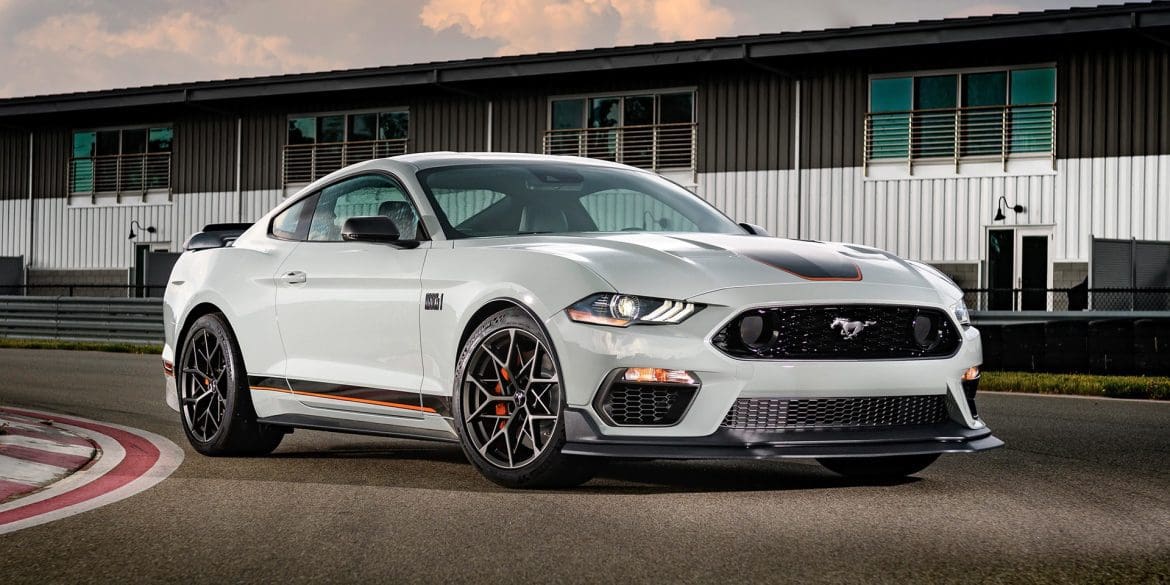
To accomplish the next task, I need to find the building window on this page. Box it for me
[543,90,695,172]
[70,127,173,196]
[865,66,1056,172]
[283,110,409,186]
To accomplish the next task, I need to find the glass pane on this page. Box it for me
[658,93,693,124]
[552,99,584,130]
[432,190,505,227]
[623,96,654,126]
[914,75,957,158]
[588,98,620,128]
[869,78,912,159]
[962,72,1006,156]
[148,128,173,153]
[378,112,409,141]
[348,113,377,141]
[309,175,419,242]
[1010,68,1056,104]
[122,129,147,154]
[317,115,345,143]
[1010,69,1056,153]
[580,189,699,232]
[288,117,315,144]
[96,131,120,156]
[870,77,912,112]
[72,131,96,158]
[271,197,311,240]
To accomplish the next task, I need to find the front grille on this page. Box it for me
[596,383,697,426]
[721,395,949,431]
[712,305,961,360]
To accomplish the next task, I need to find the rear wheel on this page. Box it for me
[817,454,939,480]
[453,308,599,488]
[178,313,284,456]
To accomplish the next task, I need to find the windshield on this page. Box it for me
[416,162,745,239]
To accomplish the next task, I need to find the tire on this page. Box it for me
[177,313,284,456]
[452,307,600,489]
[817,454,940,480]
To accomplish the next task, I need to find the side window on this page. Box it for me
[579,189,698,233]
[307,174,424,242]
[270,195,314,240]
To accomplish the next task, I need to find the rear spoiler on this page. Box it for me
[185,223,253,251]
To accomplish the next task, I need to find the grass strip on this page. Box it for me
[0,338,162,355]
[982,371,1170,401]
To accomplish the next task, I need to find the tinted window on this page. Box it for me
[307,174,423,242]
[417,163,741,239]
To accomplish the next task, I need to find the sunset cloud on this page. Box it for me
[419,0,736,55]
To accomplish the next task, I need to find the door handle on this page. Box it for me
[279,271,307,285]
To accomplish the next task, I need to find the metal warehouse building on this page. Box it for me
[1,2,1169,308]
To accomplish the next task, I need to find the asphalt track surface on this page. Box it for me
[0,348,1167,584]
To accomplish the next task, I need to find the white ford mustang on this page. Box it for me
[162,153,1001,488]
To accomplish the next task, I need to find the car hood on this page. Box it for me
[463,232,949,301]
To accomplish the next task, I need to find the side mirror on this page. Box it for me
[739,222,770,237]
[342,216,418,248]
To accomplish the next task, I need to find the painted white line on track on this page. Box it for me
[0,433,95,457]
[0,455,72,484]
[0,408,183,535]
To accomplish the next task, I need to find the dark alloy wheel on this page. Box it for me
[178,313,284,456]
[817,454,940,480]
[454,308,599,488]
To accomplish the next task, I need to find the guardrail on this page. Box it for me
[0,296,163,344]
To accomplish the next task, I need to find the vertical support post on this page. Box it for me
[794,78,802,240]
[27,131,34,294]
[953,108,961,173]
[235,117,243,223]
[1001,106,1009,172]
[485,100,493,152]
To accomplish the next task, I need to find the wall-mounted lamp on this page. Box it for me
[993,196,1026,222]
[128,220,157,240]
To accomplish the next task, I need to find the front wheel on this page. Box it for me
[817,454,940,480]
[452,308,599,489]
[178,313,284,456]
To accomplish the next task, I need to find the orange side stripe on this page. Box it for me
[250,386,436,414]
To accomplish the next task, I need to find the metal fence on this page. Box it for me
[0,296,163,344]
[283,138,409,186]
[864,103,1055,173]
[69,152,172,199]
[963,288,1170,312]
[542,122,696,172]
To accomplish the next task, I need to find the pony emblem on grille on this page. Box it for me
[830,317,876,340]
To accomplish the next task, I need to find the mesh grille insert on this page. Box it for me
[712,305,962,360]
[721,395,949,430]
[598,383,696,426]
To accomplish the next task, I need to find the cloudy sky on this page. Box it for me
[0,0,1109,98]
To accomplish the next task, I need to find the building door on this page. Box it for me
[987,228,1051,310]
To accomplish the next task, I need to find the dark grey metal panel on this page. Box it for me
[1058,40,1170,159]
[0,129,29,200]
[411,94,488,153]
[143,251,180,298]
[32,128,69,198]
[491,93,544,154]
[173,112,236,193]
[800,65,866,170]
[698,69,795,173]
[241,111,284,191]
[1092,239,1133,288]
[0,256,22,294]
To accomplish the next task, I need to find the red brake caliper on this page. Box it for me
[495,368,510,429]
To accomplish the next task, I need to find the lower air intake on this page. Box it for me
[597,383,697,426]
[721,395,948,431]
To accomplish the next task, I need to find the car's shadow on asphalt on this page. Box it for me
[263,440,919,493]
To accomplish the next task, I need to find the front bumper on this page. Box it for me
[545,283,995,449]
[562,407,1003,459]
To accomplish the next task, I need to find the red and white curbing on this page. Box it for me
[0,407,183,535]
[0,412,98,502]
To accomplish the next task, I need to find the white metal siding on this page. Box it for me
[0,199,29,259]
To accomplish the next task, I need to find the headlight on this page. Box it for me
[566,293,701,327]
[951,299,971,327]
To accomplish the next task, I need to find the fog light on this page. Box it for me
[962,366,981,381]
[623,368,696,385]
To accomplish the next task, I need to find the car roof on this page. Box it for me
[386,152,637,172]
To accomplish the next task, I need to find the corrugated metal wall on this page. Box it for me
[32,128,69,198]
[173,112,236,193]
[241,112,284,191]
[411,95,488,153]
[0,130,29,199]
[491,93,545,154]
[0,199,29,258]
[800,66,866,170]
[1058,42,1170,159]
[699,70,796,173]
